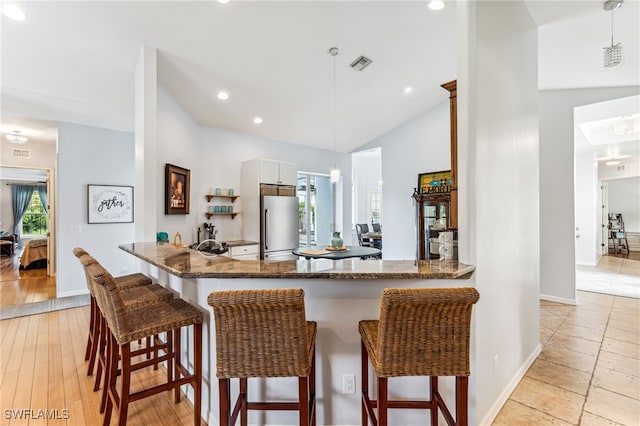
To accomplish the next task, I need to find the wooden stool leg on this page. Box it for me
[85,297,95,361]
[240,378,247,426]
[431,376,439,426]
[455,376,468,426]
[298,376,309,426]
[193,323,202,426]
[117,343,132,426]
[174,328,181,404]
[102,333,117,423]
[87,303,101,376]
[378,377,388,426]
[94,316,107,392]
[167,329,174,397]
[219,378,230,426]
[310,350,316,426]
[361,341,369,426]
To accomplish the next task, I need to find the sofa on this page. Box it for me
[0,233,18,256]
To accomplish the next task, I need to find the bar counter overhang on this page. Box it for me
[120,242,476,426]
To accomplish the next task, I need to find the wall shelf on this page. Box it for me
[205,194,239,203]
[205,212,239,220]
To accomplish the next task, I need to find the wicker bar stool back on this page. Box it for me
[208,288,317,426]
[87,262,203,426]
[359,287,479,426]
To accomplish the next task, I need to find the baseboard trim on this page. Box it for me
[57,289,90,298]
[478,343,542,426]
[540,293,577,305]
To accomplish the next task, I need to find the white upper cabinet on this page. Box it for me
[259,159,297,185]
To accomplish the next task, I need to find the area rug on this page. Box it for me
[576,267,640,299]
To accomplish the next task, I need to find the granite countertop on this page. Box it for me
[119,242,475,280]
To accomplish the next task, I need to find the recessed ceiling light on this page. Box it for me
[427,0,446,11]
[6,132,28,144]
[404,86,414,94]
[217,0,232,4]
[253,117,263,125]
[2,4,27,21]
[605,160,621,166]
[217,91,229,101]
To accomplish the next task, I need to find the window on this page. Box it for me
[370,191,381,223]
[22,190,48,236]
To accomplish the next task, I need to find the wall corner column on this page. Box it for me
[134,46,158,242]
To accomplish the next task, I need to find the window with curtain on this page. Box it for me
[22,191,48,236]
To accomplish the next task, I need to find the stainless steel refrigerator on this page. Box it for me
[260,195,299,260]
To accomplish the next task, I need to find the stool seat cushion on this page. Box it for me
[122,283,174,308]
[115,272,153,290]
[115,298,203,345]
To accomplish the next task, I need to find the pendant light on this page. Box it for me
[329,47,341,183]
[602,0,623,68]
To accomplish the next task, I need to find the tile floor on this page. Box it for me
[493,290,640,425]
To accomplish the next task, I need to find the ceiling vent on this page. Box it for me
[350,55,373,71]
[617,165,626,171]
[12,148,31,159]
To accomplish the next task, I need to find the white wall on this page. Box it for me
[156,84,344,244]
[539,86,640,302]
[57,123,137,297]
[575,152,599,266]
[356,101,450,260]
[459,1,540,424]
[608,176,640,233]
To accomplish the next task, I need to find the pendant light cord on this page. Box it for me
[611,9,614,46]
[332,48,338,154]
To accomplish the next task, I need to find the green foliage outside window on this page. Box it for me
[22,191,48,235]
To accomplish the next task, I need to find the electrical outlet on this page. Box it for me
[342,374,355,394]
[493,355,499,376]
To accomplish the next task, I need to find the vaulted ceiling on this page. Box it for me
[1,1,638,152]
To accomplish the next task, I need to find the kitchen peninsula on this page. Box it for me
[120,242,475,426]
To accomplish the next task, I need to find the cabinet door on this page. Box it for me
[278,161,297,185]
[230,244,259,260]
[259,159,280,184]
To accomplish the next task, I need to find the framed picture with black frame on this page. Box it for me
[165,164,190,214]
[87,184,134,223]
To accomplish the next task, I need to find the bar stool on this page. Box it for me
[208,288,317,426]
[74,251,174,413]
[86,261,203,426]
[73,247,154,375]
[359,287,479,426]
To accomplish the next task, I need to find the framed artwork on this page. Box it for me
[165,164,190,214]
[87,185,134,224]
[417,170,452,195]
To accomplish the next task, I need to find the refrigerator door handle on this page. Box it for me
[264,208,269,250]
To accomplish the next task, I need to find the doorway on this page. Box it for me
[0,166,56,307]
[297,173,333,247]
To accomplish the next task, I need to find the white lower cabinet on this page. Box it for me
[229,244,259,260]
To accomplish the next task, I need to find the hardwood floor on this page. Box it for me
[0,249,56,307]
[0,305,203,426]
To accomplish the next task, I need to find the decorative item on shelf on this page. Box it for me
[228,188,234,196]
[228,206,233,213]
[215,187,221,195]
[220,206,227,213]
[214,206,220,213]
[438,231,454,261]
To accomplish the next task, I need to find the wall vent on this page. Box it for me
[616,165,626,171]
[12,148,31,159]
[350,55,373,71]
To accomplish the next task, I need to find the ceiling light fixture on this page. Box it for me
[6,133,28,144]
[605,160,621,166]
[329,47,341,184]
[2,4,27,21]
[404,86,414,94]
[217,0,232,4]
[253,117,263,124]
[217,91,229,101]
[427,0,446,11]
[602,0,623,68]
